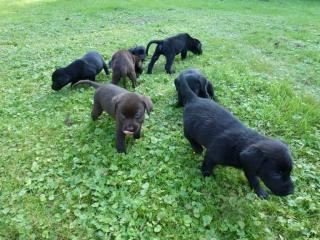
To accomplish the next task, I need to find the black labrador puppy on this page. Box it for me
[52,51,109,91]
[174,69,215,106]
[146,33,202,74]
[129,45,147,62]
[178,76,294,198]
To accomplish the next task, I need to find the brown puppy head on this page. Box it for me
[240,139,294,196]
[112,93,153,135]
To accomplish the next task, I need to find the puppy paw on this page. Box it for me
[193,147,203,154]
[256,189,269,199]
[147,71,152,74]
[201,167,212,177]
[133,132,141,139]
[116,147,126,154]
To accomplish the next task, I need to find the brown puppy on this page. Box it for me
[110,50,143,89]
[74,80,153,153]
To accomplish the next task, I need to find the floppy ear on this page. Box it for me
[141,96,153,115]
[205,81,215,100]
[112,93,125,114]
[280,140,289,147]
[136,57,143,68]
[198,77,210,98]
[195,40,202,49]
[240,144,264,174]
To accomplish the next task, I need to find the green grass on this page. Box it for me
[1,0,320,239]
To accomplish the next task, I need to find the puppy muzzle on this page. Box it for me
[51,84,60,91]
[271,182,294,196]
[123,130,134,135]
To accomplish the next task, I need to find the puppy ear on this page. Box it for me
[133,55,143,68]
[141,96,153,115]
[240,144,264,174]
[112,93,125,114]
[205,81,215,100]
[197,77,210,98]
[280,140,289,147]
[195,40,201,48]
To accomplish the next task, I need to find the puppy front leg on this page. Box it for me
[181,50,187,60]
[165,54,175,74]
[112,73,120,86]
[116,126,126,153]
[244,171,268,199]
[133,129,141,139]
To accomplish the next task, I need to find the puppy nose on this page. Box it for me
[126,126,134,132]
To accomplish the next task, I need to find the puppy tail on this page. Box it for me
[179,76,197,105]
[73,80,101,89]
[146,40,163,55]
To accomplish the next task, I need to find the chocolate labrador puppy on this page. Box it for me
[51,51,109,91]
[108,45,147,67]
[146,33,202,74]
[74,80,153,153]
[110,50,143,89]
[178,76,294,198]
[174,69,215,106]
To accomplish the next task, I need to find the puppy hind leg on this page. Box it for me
[200,141,228,177]
[128,71,137,89]
[112,73,120,86]
[201,150,220,177]
[147,52,160,74]
[91,101,103,120]
[185,134,203,154]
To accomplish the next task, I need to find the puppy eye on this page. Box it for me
[135,112,141,119]
[120,113,126,120]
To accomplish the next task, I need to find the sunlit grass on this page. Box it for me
[0,0,319,239]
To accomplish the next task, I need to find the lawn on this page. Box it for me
[0,0,319,239]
